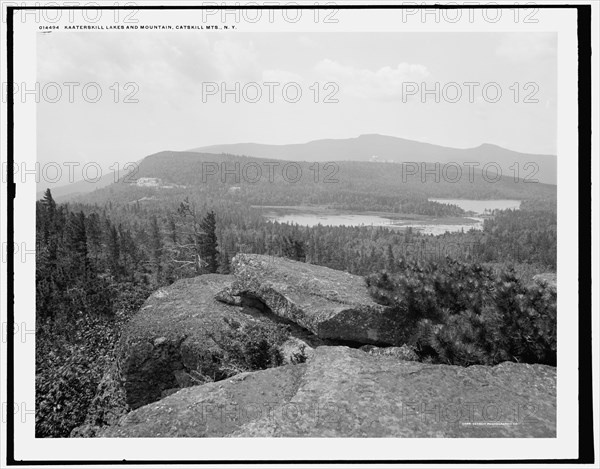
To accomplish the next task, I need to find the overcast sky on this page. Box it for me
[37,31,557,173]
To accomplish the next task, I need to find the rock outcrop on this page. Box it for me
[218,254,403,345]
[115,274,300,410]
[88,256,557,438]
[101,346,556,438]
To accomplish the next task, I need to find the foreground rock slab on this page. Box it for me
[116,274,294,410]
[101,346,556,438]
[219,254,403,345]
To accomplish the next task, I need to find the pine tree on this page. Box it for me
[200,210,219,273]
[150,215,163,284]
[168,216,177,243]
[86,212,102,266]
[385,244,395,272]
[65,211,89,278]
[282,235,306,262]
[171,198,210,275]
[107,224,121,279]
[38,189,57,245]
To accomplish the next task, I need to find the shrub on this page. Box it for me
[289,344,308,364]
[366,259,556,366]
[215,321,289,377]
[35,283,152,438]
[35,313,118,437]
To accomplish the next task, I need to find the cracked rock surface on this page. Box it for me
[116,274,277,410]
[101,346,556,438]
[220,254,404,345]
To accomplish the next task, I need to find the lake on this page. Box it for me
[260,199,520,235]
[261,207,483,235]
[429,198,521,214]
[270,213,394,228]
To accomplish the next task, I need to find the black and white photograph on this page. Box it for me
[1,1,597,466]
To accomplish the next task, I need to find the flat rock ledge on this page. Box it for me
[218,254,404,345]
[100,346,556,438]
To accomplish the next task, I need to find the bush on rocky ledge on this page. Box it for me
[366,259,556,366]
[213,320,289,376]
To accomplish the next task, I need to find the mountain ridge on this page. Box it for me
[189,134,556,185]
[192,134,553,155]
[39,134,557,201]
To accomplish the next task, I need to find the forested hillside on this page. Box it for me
[75,151,556,213]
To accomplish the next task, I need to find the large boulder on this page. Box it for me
[218,254,403,345]
[115,274,296,410]
[100,346,556,438]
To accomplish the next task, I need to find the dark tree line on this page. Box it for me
[36,190,223,322]
[35,189,220,437]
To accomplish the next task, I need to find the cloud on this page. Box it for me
[495,33,557,62]
[38,32,261,90]
[297,35,318,48]
[314,59,430,100]
[210,39,260,82]
[262,69,304,84]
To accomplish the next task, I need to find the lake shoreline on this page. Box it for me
[252,199,521,235]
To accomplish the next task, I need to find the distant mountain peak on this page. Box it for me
[475,143,503,149]
[356,133,408,141]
